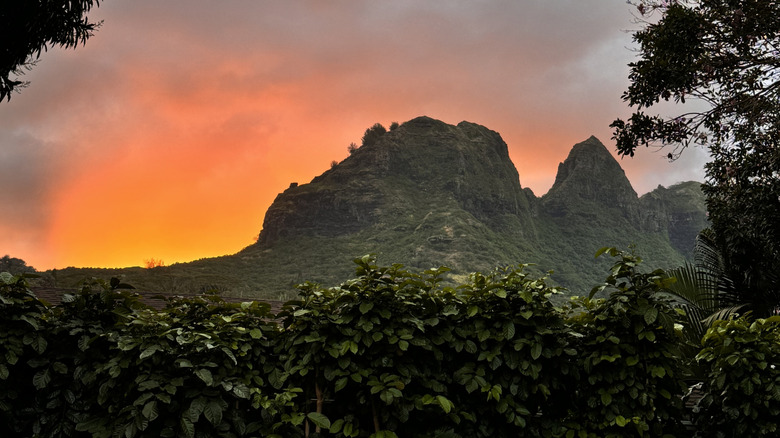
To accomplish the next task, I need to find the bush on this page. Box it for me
[565,248,688,437]
[361,123,387,147]
[0,272,48,436]
[695,316,780,437]
[4,250,779,437]
[276,256,574,438]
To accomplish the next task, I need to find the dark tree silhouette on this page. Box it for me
[1,1,103,101]
[361,123,387,147]
[613,0,780,316]
[0,255,35,274]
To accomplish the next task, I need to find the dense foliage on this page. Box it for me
[695,316,780,437]
[3,250,779,436]
[612,0,780,317]
[565,248,687,437]
[0,255,36,274]
[1,0,103,100]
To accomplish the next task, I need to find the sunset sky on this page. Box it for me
[1,1,709,270]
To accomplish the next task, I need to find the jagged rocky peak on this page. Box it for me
[542,136,640,217]
[256,116,531,247]
[551,136,636,196]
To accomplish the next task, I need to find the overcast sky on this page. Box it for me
[1,1,709,270]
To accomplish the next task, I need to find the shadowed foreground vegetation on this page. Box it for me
[3,249,779,437]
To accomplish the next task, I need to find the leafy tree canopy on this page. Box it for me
[1,1,103,101]
[0,255,35,275]
[613,0,780,313]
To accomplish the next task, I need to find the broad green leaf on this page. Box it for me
[436,395,453,413]
[33,368,51,389]
[503,321,516,339]
[249,328,263,339]
[188,397,206,423]
[204,400,223,425]
[359,302,374,314]
[142,401,159,421]
[180,416,195,438]
[335,377,348,392]
[232,384,250,399]
[138,379,160,391]
[29,335,47,354]
[644,307,658,325]
[307,412,331,429]
[20,314,40,330]
[268,368,284,389]
[650,366,666,378]
[0,272,14,284]
[530,343,542,360]
[139,345,161,360]
[52,361,68,374]
[195,368,213,386]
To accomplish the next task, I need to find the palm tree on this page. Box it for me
[665,228,780,349]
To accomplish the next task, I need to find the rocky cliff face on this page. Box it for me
[541,136,640,220]
[258,116,533,247]
[234,117,707,296]
[639,182,709,258]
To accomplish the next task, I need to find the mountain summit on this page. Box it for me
[544,136,639,218]
[223,117,708,296]
[258,116,532,247]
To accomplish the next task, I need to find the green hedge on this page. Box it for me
[1,251,776,437]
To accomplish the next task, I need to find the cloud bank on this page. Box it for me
[0,1,708,269]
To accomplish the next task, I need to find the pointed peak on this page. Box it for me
[552,136,623,184]
[542,136,637,212]
[567,135,611,157]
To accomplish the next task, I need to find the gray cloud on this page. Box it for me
[0,1,708,267]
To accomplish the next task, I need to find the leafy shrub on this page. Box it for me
[695,316,780,437]
[361,123,387,147]
[29,277,144,437]
[5,249,780,437]
[447,266,575,437]
[0,272,48,436]
[77,294,293,438]
[565,248,688,437]
[276,257,459,437]
[276,256,574,437]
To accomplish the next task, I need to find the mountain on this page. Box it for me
[534,136,707,290]
[45,117,708,298]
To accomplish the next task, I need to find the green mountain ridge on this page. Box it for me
[45,116,708,299]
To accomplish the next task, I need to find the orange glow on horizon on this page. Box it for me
[1,2,708,271]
